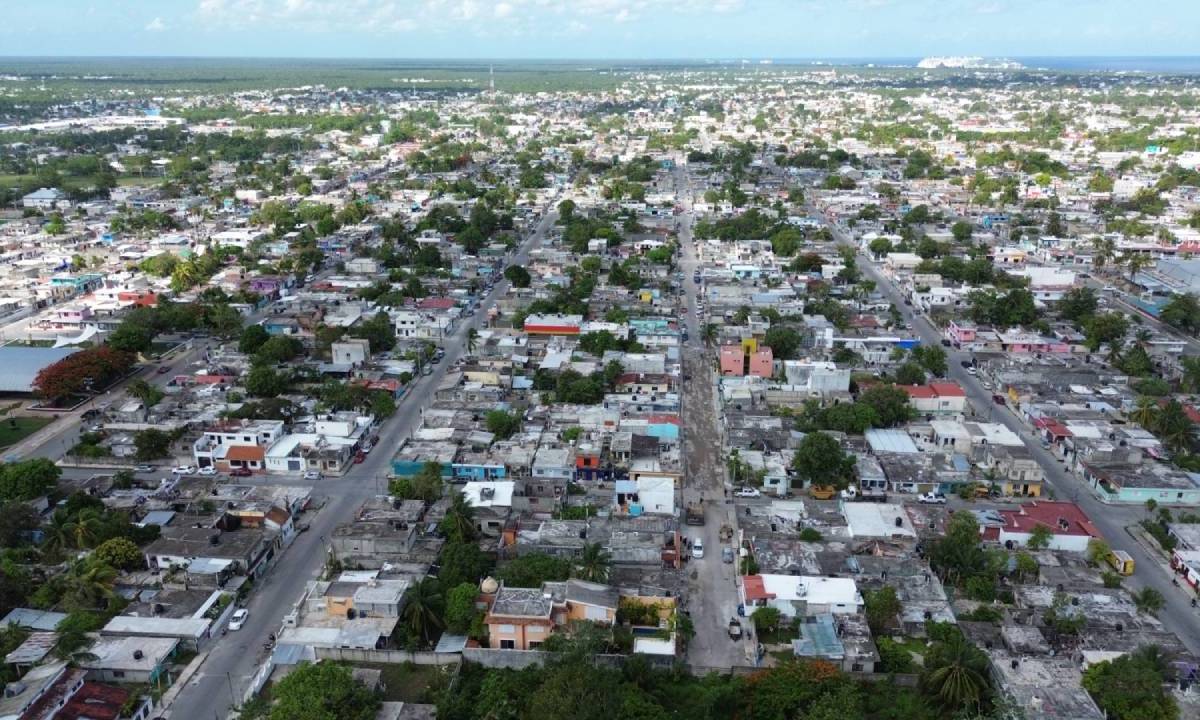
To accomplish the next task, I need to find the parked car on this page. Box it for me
[918,492,947,505]
[303,470,322,481]
[722,547,735,564]
[229,609,248,631]
[156,366,170,374]
[354,452,366,464]
[733,487,761,498]
[960,360,973,369]
[229,467,252,477]
[967,366,977,376]
[941,339,952,347]
[197,466,217,476]
[691,538,705,559]
[134,465,154,473]
[171,465,196,475]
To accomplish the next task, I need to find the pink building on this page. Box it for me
[720,346,745,376]
[947,320,977,347]
[749,347,774,378]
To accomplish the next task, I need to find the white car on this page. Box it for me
[228,608,248,631]
[733,487,761,498]
[918,492,947,505]
[691,538,705,559]
[197,466,217,476]
[303,470,322,481]
[172,465,196,475]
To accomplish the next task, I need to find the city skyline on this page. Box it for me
[3,0,1199,60]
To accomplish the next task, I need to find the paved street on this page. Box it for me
[849,242,1200,655]
[166,205,561,720]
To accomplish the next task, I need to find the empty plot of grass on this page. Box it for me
[0,416,53,448]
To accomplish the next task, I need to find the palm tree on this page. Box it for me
[1133,586,1165,616]
[440,492,477,543]
[66,509,104,550]
[1129,396,1160,428]
[127,379,157,406]
[1154,399,1194,452]
[466,328,478,355]
[574,542,612,583]
[1181,356,1200,393]
[62,560,118,611]
[1124,253,1151,282]
[41,510,74,557]
[1091,236,1115,274]
[401,578,444,646]
[922,633,990,711]
[1134,328,1152,346]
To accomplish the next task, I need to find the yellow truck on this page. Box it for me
[809,485,836,500]
[1106,549,1135,576]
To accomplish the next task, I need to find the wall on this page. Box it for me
[314,647,462,665]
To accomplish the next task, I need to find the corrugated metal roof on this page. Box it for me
[0,346,80,393]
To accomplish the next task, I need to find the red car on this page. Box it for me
[229,467,252,477]
[353,453,366,464]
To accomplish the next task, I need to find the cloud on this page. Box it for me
[145,16,168,32]
[192,0,746,36]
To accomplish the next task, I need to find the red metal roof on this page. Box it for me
[928,382,966,397]
[1000,501,1100,539]
[901,385,937,399]
[742,575,776,602]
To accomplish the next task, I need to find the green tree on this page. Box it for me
[444,582,481,635]
[864,585,901,634]
[1161,293,1200,335]
[951,221,973,243]
[763,326,801,360]
[93,537,142,570]
[401,578,444,647]
[574,542,612,583]
[1057,287,1098,324]
[485,410,521,440]
[437,541,493,591]
[254,335,304,364]
[1084,312,1128,352]
[267,661,380,720]
[859,385,915,427]
[929,511,987,586]
[913,345,948,377]
[0,459,61,502]
[1133,587,1166,616]
[498,553,571,588]
[751,606,782,633]
[895,362,926,385]
[440,492,478,544]
[922,632,991,712]
[245,366,288,398]
[134,428,172,461]
[792,432,855,490]
[238,324,271,354]
[1026,523,1054,550]
[106,322,155,354]
[504,265,531,288]
[1082,647,1179,720]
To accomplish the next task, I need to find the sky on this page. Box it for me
[2,0,1198,60]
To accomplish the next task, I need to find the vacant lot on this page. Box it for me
[0,416,53,448]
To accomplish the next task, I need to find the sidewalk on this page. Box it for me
[158,650,209,718]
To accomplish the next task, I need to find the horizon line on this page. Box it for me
[1,54,1199,62]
